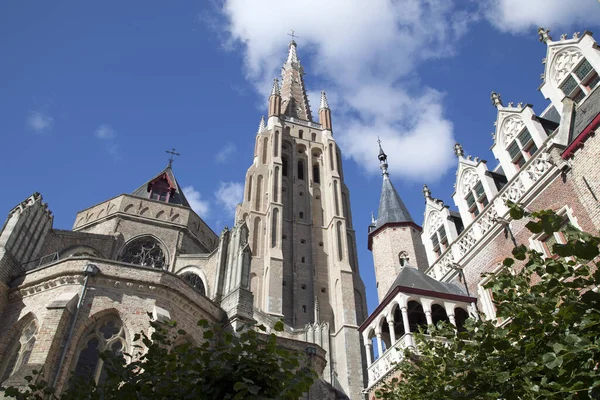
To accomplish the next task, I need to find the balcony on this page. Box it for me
[366,333,413,389]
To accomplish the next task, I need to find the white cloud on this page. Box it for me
[215,181,244,216]
[94,124,117,139]
[27,111,53,132]
[215,142,236,163]
[94,124,120,159]
[183,186,211,217]
[217,0,474,180]
[482,0,599,33]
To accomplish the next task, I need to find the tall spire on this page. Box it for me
[318,91,332,130]
[280,40,313,121]
[319,91,330,110]
[374,139,413,229]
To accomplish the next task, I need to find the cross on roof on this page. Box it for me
[165,148,180,167]
[287,30,299,42]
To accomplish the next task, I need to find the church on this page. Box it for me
[0,27,599,400]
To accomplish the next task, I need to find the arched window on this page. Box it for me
[181,272,206,296]
[455,307,469,332]
[255,175,263,211]
[252,217,261,253]
[297,160,304,180]
[336,221,343,261]
[333,180,340,216]
[1,320,38,383]
[329,144,334,171]
[72,316,126,385]
[273,131,279,157]
[262,137,269,164]
[273,167,280,202]
[247,175,253,202]
[298,130,303,139]
[431,304,450,326]
[282,156,288,177]
[271,208,279,248]
[398,251,409,267]
[119,237,166,269]
[313,164,320,184]
[311,132,316,141]
[407,301,428,333]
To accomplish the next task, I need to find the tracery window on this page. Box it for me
[465,181,488,217]
[119,237,166,269]
[181,272,206,296]
[1,320,38,383]
[72,316,126,385]
[507,128,538,169]
[559,58,599,104]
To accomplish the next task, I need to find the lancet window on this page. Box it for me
[72,316,126,385]
[119,237,166,269]
[1,320,38,383]
[430,225,448,258]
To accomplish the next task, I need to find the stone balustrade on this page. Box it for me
[366,333,413,389]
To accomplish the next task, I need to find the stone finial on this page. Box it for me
[371,211,376,224]
[423,184,431,199]
[257,115,266,134]
[454,142,464,158]
[319,91,330,110]
[538,27,552,43]
[491,91,503,108]
[560,33,567,40]
[573,32,581,39]
[517,102,523,108]
[508,101,514,107]
[270,78,280,96]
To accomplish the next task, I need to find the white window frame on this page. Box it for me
[559,57,600,105]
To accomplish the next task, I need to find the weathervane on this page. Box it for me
[165,148,180,167]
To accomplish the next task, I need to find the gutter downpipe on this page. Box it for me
[51,263,99,389]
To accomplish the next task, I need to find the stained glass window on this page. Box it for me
[181,272,206,296]
[119,237,166,269]
[560,75,578,96]
[517,129,532,147]
[507,141,521,160]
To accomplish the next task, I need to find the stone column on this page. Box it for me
[364,342,372,365]
[376,333,383,358]
[425,310,433,326]
[448,313,456,327]
[387,316,396,345]
[400,307,410,334]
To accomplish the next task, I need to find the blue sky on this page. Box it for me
[1,1,598,314]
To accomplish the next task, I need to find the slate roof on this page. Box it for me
[375,176,414,229]
[131,166,191,208]
[384,265,467,300]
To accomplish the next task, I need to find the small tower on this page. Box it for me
[319,91,332,131]
[368,141,429,302]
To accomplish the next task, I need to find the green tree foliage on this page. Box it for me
[375,205,600,400]
[1,319,316,400]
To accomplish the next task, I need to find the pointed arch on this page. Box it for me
[247,175,253,202]
[0,315,38,383]
[271,208,279,248]
[273,131,279,157]
[118,235,168,269]
[336,221,343,261]
[262,137,269,164]
[333,180,340,216]
[252,217,261,254]
[255,175,263,211]
[273,167,280,203]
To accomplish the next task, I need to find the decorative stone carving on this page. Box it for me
[460,168,479,197]
[477,204,499,235]
[526,156,553,182]
[427,212,443,234]
[501,116,525,144]
[456,229,477,257]
[501,176,526,202]
[551,49,583,85]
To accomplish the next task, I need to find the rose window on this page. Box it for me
[119,237,166,269]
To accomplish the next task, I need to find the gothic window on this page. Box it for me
[297,160,304,180]
[298,130,303,139]
[271,208,279,248]
[247,175,253,201]
[72,316,126,385]
[1,320,38,383]
[559,58,599,104]
[282,156,288,177]
[119,237,166,269]
[329,144,334,171]
[430,225,448,258]
[273,167,280,202]
[311,132,316,141]
[465,181,488,218]
[333,180,340,216]
[252,217,261,253]
[180,272,206,296]
[255,175,263,211]
[336,221,343,261]
[274,131,279,157]
[262,137,269,164]
[313,164,320,184]
[507,128,538,169]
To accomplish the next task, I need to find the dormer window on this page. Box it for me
[560,58,599,104]
[430,225,448,258]
[507,128,538,169]
[465,181,488,217]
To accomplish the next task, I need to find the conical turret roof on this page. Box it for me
[375,176,413,229]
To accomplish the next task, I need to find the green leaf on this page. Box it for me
[497,371,510,383]
[274,320,284,332]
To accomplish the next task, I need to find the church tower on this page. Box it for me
[368,143,428,302]
[235,40,368,399]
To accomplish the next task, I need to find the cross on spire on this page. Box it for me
[165,148,180,167]
[287,30,299,42]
